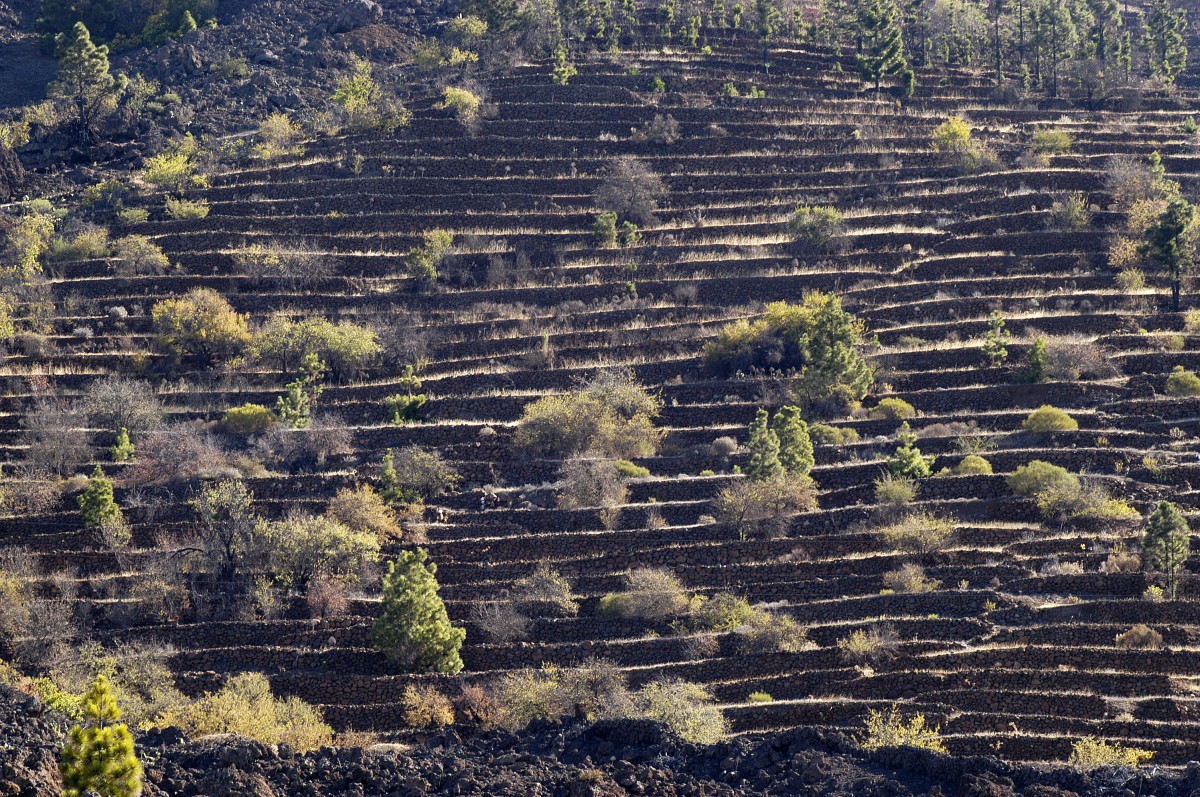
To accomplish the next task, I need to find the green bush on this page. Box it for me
[48,227,110,262]
[614,459,650,478]
[787,205,845,252]
[954,454,993,475]
[887,422,934,479]
[1165,365,1200,396]
[870,398,916,420]
[404,229,453,281]
[1032,128,1073,154]
[1008,460,1080,497]
[514,371,662,459]
[1068,737,1153,769]
[221,403,277,436]
[436,86,482,122]
[593,212,618,247]
[810,423,859,445]
[164,197,210,220]
[386,392,429,424]
[859,705,947,752]
[597,567,693,618]
[874,473,917,506]
[638,678,727,744]
[78,466,122,529]
[879,511,954,556]
[748,691,773,703]
[1022,405,1078,432]
[152,288,251,368]
[59,675,143,797]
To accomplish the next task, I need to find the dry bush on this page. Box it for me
[512,563,578,616]
[713,473,818,538]
[1104,549,1141,573]
[514,372,663,459]
[708,436,738,458]
[81,375,164,442]
[874,473,917,510]
[471,599,530,642]
[878,512,954,557]
[497,660,634,730]
[1114,624,1163,650]
[234,239,335,290]
[1040,336,1115,381]
[1104,155,1154,209]
[458,683,501,729]
[838,624,899,663]
[631,114,680,144]
[637,678,728,745]
[598,567,692,618]
[125,423,228,485]
[737,612,812,653]
[254,415,353,471]
[883,562,940,593]
[402,684,455,728]
[306,577,350,620]
[112,235,170,276]
[1039,557,1085,576]
[859,706,946,753]
[556,456,628,510]
[22,399,89,476]
[593,157,667,226]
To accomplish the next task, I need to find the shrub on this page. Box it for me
[385,392,428,424]
[371,549,465,673]
[265,512,380,591]
[638,678,727,744]
[1022,405,1078,432]
[1165,365,1200,396]
[870,398,915,420]
[738,612,811,653]
[1068,737,1153,769]
[472,599,530,642]
[1008,460,1079,497]
[151,288,251,368]
[81,375,164,441]
[1031,127,1073,154]
[437,86,482,122]
[875,473,918,507]
[59,675,143,797]
[688,592,758,631]
[513,372,662,458]
[932,116,992,173]
[220,403,276,436]
[402,685,455,728]
[233,240,334,290]
[164,196,209,220]
[153,672,333,752]
[110,428,134,462]
[709,436,739,457]
[879,511,954,557]
[859,706,947,753]
[404,229,453,282]
[593,157,667,226]
[597,567,693,618]
[593,212,618,247]
[954,455,993,475]
[838,624,899,663]
[331,57,410,133]
[1047,192,1091,230]
[748,691,773,703]
[112,234,170,275]
[557,456,629,510]
[631,113,681,144]
[78,466,122,529]
[713,472,818,539]
[1042,336,1114,381]
[787,205,845,252]
[1036,481,1139,528]
[614,459,650,478]
[378,447,461,506]
[254,113,303,160]
[305,578,349,620]
[810,423,859,445]
[142,134,205,191]
[252,313,380,382]
[512,563,579,616]
[48,226,110,261]
[1114,623,1163,650]
[326,485,401,541]
[882,562,940,593]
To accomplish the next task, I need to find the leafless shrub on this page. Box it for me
[125,423,227,485]
[1104,155,1154,209]
[472,599,530,642]
[593,157,667,226]
[81,375,164,440]
[597,567,692,618]
[631,114,681,145]
[306,577,350,620]
[1041,336,1116,381]
[556,456,628,510]
[22,399,89,476]
[233,239,336,290]
[883,562,941,593]
[1104,550,1141,573]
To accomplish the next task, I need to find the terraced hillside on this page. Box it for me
[4,5,1200,772]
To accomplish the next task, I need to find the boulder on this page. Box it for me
[329,0,382,33]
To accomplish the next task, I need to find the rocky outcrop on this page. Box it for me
[329,0,383,33]
[0,144,24,202]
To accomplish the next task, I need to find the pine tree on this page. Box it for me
[371,549,466,673]
[60,674,143,797]
[1140,197,1196,312]
[48,22,122,144]
[856,0,908,91]
[1039,0,1077,96]
[746,409,783,481]
[1140,0,1187,86]
[982,311,1010,365]
[79,465,122,529]
[796,293,874,408]
[110,427,135,462]
[1142,501,1190,599]
[772,405,814,477]
[1026,336,1049,382]
[887,422,934,479]
[1087,0,1119,63]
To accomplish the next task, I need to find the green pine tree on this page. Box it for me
[276,352,325,429]
[796,293,875,408]
[48,22,122,144]
[746,408,783,481]
[1140,197,1196,312]
[1139,0,1187,86]
[856,0,908,91]
[982,310,1009,365]
[1039,0,1077,97]
[1026,336,1049,382]
[110,427,135,462]
[772,405,814,477]
[60,674,143,797]
[371,549,465,673]
[1142,500,1191,599]
[78,466,122,528]
[1086,0,1119,63]
[887,422,934,479]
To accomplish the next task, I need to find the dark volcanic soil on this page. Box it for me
[4,685,1199,797]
